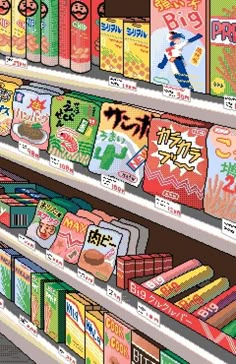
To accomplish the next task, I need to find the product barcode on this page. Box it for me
[13,214,28,226]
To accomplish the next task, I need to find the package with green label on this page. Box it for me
[31,272,59,329]
[41,0,58,66]
[0,248,21,301]
[48,94,102,166]
[15,257,45,315]
[160,349,189,364]
[44,281,75,343]
[26,0,41,62]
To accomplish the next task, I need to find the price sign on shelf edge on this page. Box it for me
[109,76,137,92]
[137,301,160,327]
[78,268,95,285]
[224,95,236,111]
[0,298,4,309]
[101,175,125,195]
[163,85,191,103]
[50,155,74,175]
[18,234,36,251]
[45,250,64,269]
[107,285,122,303]
[222,218,236,240]
[59,346,76,364]
[155,196,181,217]
[19,141,40,160]
[5,56,28,69]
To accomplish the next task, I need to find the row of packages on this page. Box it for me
[0,75,236,221]
[0,243,188,364]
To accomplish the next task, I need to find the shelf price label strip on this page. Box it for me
[45,250,64,269]
[106,285,122,303]
[163,85,191,103]
[101,174,125,195]
[137,301,160,327]
[50,155,74,175]
[19,315,37,337]
[58,346,76,364]
[18,234,36,251]
[77,268,94,285]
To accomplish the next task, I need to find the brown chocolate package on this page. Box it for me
[132,330,165,363]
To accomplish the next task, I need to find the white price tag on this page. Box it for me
[5,56,28,69]
[106,285,122,303]
[50,155,74,175]
[45,250,64,269]
[224,96,236,111]
[58,346,76,364]
[137,302,160,327]
[78,268,94,285]
[18,234,36,251]
[101,175,125,195]
[19,141,39,159]
[163,85,191,102]
[108,76,137,92]
[222,218,236,240]
[155,196,181,217]
[19,315,37,336]
[0,298,4,309]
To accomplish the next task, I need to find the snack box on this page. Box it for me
[44,281,76,343]
[14,258,46,315]
[31,272,60,329]
[86,310,107,364]
[160,349,189,364]
[0,168,28,184]
[66,292,100,358]
[0,184,61,228]
[0,248,22,301]
[129,264,236,355]
[132,330,165,364]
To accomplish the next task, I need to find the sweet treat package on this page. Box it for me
[222,320,236,338]
[0,248,21,301]
[119,218,149,254]
[86,310,106,364]
[89,102,159,187]
[66,293,100,358]
[93,209,117,222]
[49,213,92,264]
[0,0,11,56]
[77,209,102,225]
[26,0,41,62]
[12,0,26,58]
[59,0,71,68]
[206,301,236,330]
[143,114,212,209]
[132,330,164,364]
[78,224,122,281]
[92,0,104,65]
[99,221,130,257]
[44,281,75,343]
[104,313,133,364]
[210,2,236,96]
[117,256,136,290]
[41,0,59,66]
[151,0,207,93]
[14,257,45,315]
[111,220,139,255]
[70,0,91,73]
[204,125,236,221]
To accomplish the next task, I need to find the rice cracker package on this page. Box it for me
[204,125,236,221]
[151,0,207,93]
[86,310,106,364]
[26,0,41,62]
[70,0,91,73]
[104,313,133,364]
[12,0,26,58]
[210,1,236,96]
[12,85,62,150]
[48,94,101,166]
[26,200,67,249]
[92,0,105,65]
[0,248,21,301]
[31,272,59,329]
[66,292,100,358]
[0,77,23,136]
[0,0,11,56]
[78,224,122,281]
[41,0,59,66]
[89,103,160,187]
[44,281,75,343]
[49,213,93,264]
[143,113,212,209]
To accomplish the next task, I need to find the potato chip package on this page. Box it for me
[12,0,26,58]
[26,0,41,62]
[92,0,104,65]
[59,0,70,68]
[0,0,11,56]
[41,0,59,66]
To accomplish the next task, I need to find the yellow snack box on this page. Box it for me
[85,310,106,364]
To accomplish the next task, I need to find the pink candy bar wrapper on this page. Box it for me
[92,209,117,222]
[77,210,102,225]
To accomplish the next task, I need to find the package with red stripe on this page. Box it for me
[143,113,212,209]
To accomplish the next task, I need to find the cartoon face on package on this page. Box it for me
[88,103,159,187]
[78,225,122,281]
[204,126,236,221]
[0,80,19,136]
[26,200,67,249]
[11,87,52,150]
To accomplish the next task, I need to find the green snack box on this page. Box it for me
[70,198,93,212]
[160,350,189,364]
[51,197,81,213]
[222,320,236,338]
[31,272,60,329]
[44,281,76,343]
[41,0,59,66]
[26,0,41,62]
[0,248,21,301]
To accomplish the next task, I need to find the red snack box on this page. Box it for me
[150,254,163,275]
[160,253,173,272]
[117,256,135,289]
[138,255,154,276]
[130,255,144,277]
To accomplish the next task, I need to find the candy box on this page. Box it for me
[14,257,45,315]
[31,272,59,329]
[66,292,100,358]
[85,310,106,364]
[0,248,21,301]
[44,281,75,343]
[104,313,133,364]
[0,0,11,56]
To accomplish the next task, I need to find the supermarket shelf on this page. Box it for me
[0,226,233,364]
[0,293,83,364]
[0,140,235,258]
[0,58,236,127]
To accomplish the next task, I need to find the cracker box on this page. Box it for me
[151,0,208,93]
[104,313,133,364]
[44,281,75,343]
[31,272,59,329]
[132,330,164,364]
[100,17,124,74]
[86,310,106,364]
[210,2,236,96]
[117,256,135,290]
[12,0,26,58]
[124,19,150,82]
[0,0,11,56]
[14,257,45,315]
[66,292,100,358]
[26,0,41,62]
[0,248,21,301]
